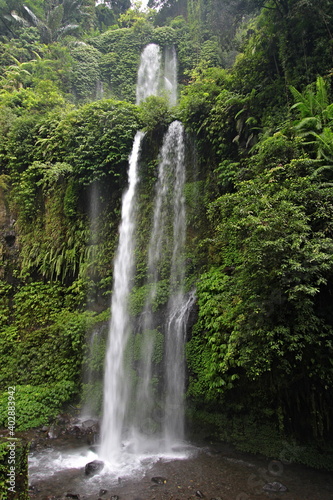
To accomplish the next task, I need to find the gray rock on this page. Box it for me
[68,425,81,437]
[82,419,98,430]
[196,491,205,498]
[47,424,60,439]
[262,481,288,492]
[84,460,104,476]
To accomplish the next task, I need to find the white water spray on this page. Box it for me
[100,45,193,465]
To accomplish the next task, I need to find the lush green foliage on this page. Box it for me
[0,438,28,499]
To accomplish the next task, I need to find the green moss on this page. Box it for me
[129,279,170,316]
[126,328,164,366]
[0,384,75,431]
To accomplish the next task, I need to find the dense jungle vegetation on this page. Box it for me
[1,0,333,469]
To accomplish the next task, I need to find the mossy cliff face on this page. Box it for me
[0,187,19,283]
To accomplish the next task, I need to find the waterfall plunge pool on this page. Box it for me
[27,435,333,500]
[28,436,198,499]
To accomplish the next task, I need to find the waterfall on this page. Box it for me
[164,46,178,107]
[164,291,196,446]
[157,120,191,446]
[100,42,163,462]
[100,131,143,461]
[136,44,162,104]
[131,121,183,445]
[136,43,178,106]
[100,44,193,465]
[131,121,192,451]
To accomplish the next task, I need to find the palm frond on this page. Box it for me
[56,24,80,38]
[23,5,43,27]
[10,11,29,26]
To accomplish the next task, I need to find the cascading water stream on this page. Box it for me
[161,120,191,446]
[100,43,194,463]
[100,131,143,462]
[136,44,162,104]
[131,121,182,446]
[164,291,196,447]
[164,45,178,107]
[132,121,193,452]
[100,42,163,462]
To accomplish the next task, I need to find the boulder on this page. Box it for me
[81,419,99,430]
[84,460,104,476]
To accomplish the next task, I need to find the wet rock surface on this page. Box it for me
[85,460,104,476]
[27,438,333,500]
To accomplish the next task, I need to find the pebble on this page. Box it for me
[151,476,167,484]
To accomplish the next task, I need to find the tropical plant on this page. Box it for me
[0,56,32,89]
[8,0,85,43]
[290,76,333,165]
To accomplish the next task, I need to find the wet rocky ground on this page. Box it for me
[24,418,333,500]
